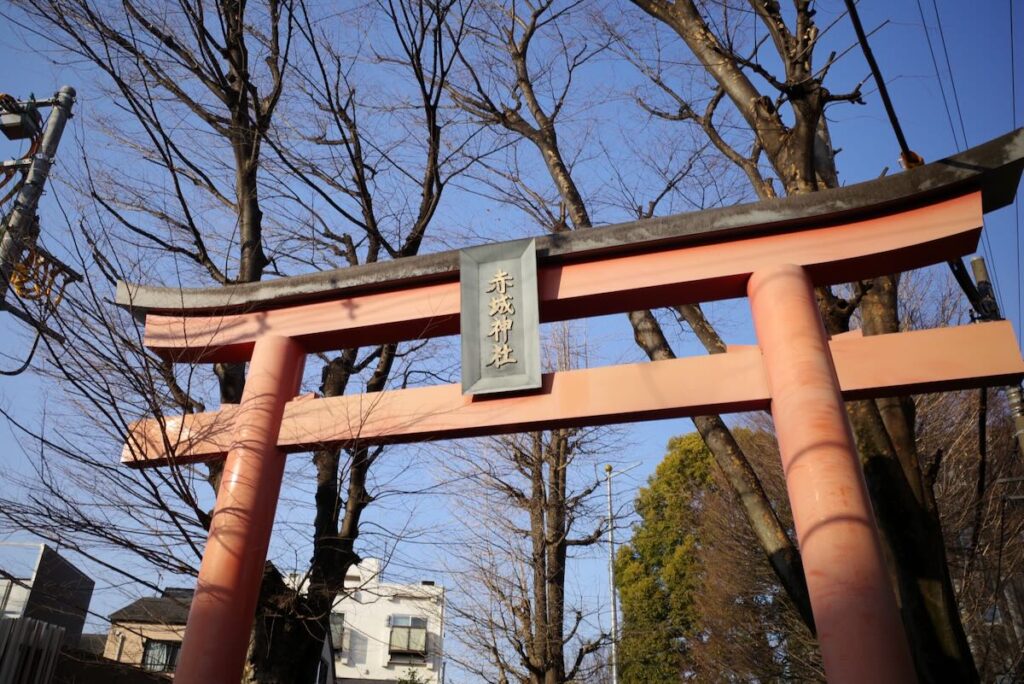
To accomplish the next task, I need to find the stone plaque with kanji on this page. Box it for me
[460,238,541,395]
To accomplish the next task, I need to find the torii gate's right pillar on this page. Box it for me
[749,263,916,683]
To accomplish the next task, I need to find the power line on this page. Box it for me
[1012,0,1021,348]
[926,0,1006,311]
[843,0,993,316]
[914,0,960,150]
[929,0,970,148]
[842,0,916,165]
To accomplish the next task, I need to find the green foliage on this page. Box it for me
[614,433,715,682]
[615,430,824,681]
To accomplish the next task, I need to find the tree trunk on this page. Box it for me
[854,279,977,681]
[627,1,977,677]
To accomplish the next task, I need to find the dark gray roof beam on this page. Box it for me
[116,129,1024,318]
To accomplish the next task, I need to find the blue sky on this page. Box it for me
[0,0,1021,664]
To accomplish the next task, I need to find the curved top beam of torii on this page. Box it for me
[118,128,1024,321]
[114,129,1024,365]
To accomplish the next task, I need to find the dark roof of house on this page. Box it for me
[109,588,193,625]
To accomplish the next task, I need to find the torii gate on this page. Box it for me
[120,130,1024,683]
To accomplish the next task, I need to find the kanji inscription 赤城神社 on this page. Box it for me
[486,269,517,368]
[460,239,541,394]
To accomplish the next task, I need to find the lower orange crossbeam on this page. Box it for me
[124,321,1024,467]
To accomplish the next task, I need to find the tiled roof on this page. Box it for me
[109,589,193,625]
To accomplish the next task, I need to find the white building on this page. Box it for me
[328,559,445,684]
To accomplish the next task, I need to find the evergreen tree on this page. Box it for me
[615,431,824,681]
[615,433,712,682]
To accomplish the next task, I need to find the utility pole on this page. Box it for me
[604,461,640,684]
[970,256,1024,457]
[0,85,76,304]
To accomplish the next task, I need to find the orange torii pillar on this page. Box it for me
[175,336,306,682]
[749,264,915,682]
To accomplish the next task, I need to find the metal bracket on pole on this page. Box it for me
[0,158,33,172]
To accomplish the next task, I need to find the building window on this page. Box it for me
[141,639,180,672]
[389,615,427,657]
[329,613,345,653]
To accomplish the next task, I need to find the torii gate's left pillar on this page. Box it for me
[175,336,306,683]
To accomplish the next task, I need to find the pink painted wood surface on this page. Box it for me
[175,335,306,683]
[749,263,915,682]
[143,193,983,362]
[123,320,1024,467]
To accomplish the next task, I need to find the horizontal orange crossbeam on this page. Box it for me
[143,193,983,362]
[124,321,1024,467]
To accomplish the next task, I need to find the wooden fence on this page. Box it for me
[0,617,64,684]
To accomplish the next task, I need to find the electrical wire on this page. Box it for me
[914,0,961,150]
[926,0,1006,310]
[0,330,40,376]
[930,0,970,148]
[845,0,992,315]
[842,0,915,163]
[0,134,41,206]
[1012,0,1022,348]
[904,0,1007,318]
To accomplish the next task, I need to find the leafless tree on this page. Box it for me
[449,0,980,679]
[1,0,472,679]
[448,0,814,653]
[608,2,974,675]
[441,327,609,684]
[688,426,825,681]
[906,267,1024,681]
